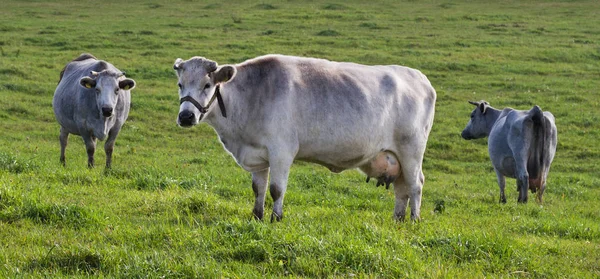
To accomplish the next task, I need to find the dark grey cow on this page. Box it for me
[174,54,436,221]
[461,101,557,203]
[53,53,136,168]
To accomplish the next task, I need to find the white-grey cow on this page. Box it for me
[53,53,136,168]
[174,54,436,221]
[461,101,557,203]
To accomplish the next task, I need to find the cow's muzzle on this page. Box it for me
[178,110,195,127]
[102,107,113,117]
[461,130,473,140]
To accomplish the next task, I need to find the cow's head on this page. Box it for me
[174,57,236,127]
[80,70,135,118]
[461,100,490,140]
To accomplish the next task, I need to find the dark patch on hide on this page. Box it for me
[269,183,283,201]
[379,74,397,94]
[233,56,288,120]
[401,94,417,115]
[91,61,109,74]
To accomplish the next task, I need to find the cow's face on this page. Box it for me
[461,100,489,140]
[174,57,236,127]
[80,71,135,118]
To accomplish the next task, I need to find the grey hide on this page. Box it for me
[174,54,436,222]
[53,53,136,168]
[461,100,557,203]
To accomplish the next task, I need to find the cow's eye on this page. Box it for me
[95,88,100,93]
[204,83,210,89]
[178,83,182,89]
[114,89,119,94]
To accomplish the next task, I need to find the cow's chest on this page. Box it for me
[219,137,269,172]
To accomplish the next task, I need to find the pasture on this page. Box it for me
[1,0,599,277]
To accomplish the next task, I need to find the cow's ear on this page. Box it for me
[80,77,96,89]
[212,65,236,84]
[173,58,184,71]
[119,78,136,91]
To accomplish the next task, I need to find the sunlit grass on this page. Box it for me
[1,0,599,277]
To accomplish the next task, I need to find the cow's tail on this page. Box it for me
[526,105,547,190]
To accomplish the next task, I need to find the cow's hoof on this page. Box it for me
[270,212,282,222]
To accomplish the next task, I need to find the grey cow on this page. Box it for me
[461,101,557,203]
[174,54,436,221]
[53,53,136,168]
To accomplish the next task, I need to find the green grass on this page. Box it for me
[1,0,599,277]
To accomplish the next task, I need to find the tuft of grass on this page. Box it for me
[0,152,38,174]
[21,202,100,229]
[254,4,277,10]
[322,4,347,10]
[27,249,103,275]
[358,22,386,30]
[316,29,341,36]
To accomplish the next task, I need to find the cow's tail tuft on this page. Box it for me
[527,105,546,181]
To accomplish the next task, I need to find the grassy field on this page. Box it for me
[1,0,599,277]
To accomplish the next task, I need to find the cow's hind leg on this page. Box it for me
[251,168,269,220]
[82,134,97,168]
[494,168,507,203]
[514,152,529,203]
[268,151,294,222]
[59,127,69,166]
[537,180,546,203]
[392,172,409,221]
[393,149,425,221]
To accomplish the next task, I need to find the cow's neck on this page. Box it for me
[485,108,502,135]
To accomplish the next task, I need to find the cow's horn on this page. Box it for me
[206,61,218,73]
[468,100,479,106]
[91,71,99,76]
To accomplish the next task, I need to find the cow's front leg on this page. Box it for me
[104,128,120,169]
[82,134,97,168]
[494,168,507,203]
[251,168,269,220]
[59,127,69,167]
[268,153,294,222]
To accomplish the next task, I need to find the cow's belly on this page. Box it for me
[297,146,384,173]
[296,130,391,171]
